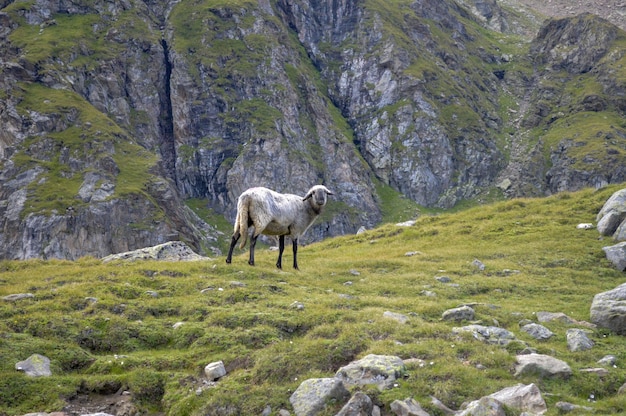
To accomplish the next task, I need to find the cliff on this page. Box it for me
[1,0,625,259]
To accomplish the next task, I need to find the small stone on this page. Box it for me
[204,361,226,381]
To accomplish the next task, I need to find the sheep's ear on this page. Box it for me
[303,192,312,201]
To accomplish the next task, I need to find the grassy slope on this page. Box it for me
[1,184,626,415]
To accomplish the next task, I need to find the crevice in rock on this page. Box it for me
[159,38,177,184]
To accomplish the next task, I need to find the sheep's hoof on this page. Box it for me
[248,261,255,266]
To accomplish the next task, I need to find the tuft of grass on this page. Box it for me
[1,185,626,414]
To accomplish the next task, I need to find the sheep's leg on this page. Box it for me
[292,238,299,270]
[225,231,240,264]
[276,235,285,269]
[248,234,258,266]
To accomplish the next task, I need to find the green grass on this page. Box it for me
[1,185,626,415]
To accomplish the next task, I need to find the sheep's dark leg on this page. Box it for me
[276,235,285,269]
[225,231,240,264]
[248,234,258,266]
[292,238,299,270]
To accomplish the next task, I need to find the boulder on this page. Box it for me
[335,392,374,416]
[289,378,350,416]
[489,384,546,415]
[602,242,626,271]
[335,354,406,390]
[597,188,626,239]
[514,354,572,379]
[520,323,554,341]
[204,361,226,381]
[566,329,594,351]
[452,325,517,345]
[15,354,52,377]
[389,398,429,416]
[102,241,210,262]
[442,305,475,322]
[457,396,507,416]
[590,282,626,334]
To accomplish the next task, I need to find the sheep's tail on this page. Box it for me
[235,195,250,249]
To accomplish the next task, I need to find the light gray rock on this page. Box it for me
[335,354,406,390]
[3,293,34,301]
[597,355,616,367]
[488,383,547,415]
[289,378,350,416]
[536,311,577,324]
[389,398,429,416]
[514,353,572,379]
[102,241,210,262]
[452,325,517,345]
[335,392,373,416]
[555,401,594,413]
[442,305,475,321]
[383,311,409,324]
[15,354,51,377]
[596,188,626,239]
[566,329,594,351]
[590,282,626,334]
[521,323,554,341]
[602,242,626,271]
[204,361,226,381]
[458,396,506,416]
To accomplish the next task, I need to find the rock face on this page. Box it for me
[597,189,626,241]
[1,0,625,259]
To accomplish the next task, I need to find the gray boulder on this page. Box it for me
[590,282,626,334]
[389,398,429,416]
[520,323,554,341]
[102,241,210,262]
[335,392,374,416]
[442,305,475,322]
[15,354,51,377]
[452,325,517,345]
[289,378,349,416]
[566,329,594,351]
[602,242,626,271]
[457,397,506,416]
[489,383,546,415]
[514,353,572,379]
[597,188,626,239]
[335,354,406,390]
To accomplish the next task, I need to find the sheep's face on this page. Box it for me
[304,185,333,208]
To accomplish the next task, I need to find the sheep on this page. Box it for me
[225,185,334,269]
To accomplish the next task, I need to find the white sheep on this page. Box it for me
[225,185,334,269]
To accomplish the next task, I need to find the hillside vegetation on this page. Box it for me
[1,184,626,415]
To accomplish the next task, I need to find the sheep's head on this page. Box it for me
[303,185,334,209]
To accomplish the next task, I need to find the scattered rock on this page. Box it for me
[102,241,210,262]
[472,259,485,271]
[457,396,507,416]
[597,355,616,367]
[442,305,475,322]
[335,392,374,416]
[290,301,305,310]
[520,323,554,341]
[487,384,547,414]
[389,398,429,416]
[335,354,406,390]
[590,282,626,334]
[514,353,572,379]
[576,223,594,229]
[383,311,409,324]
[204,361,226,381]
[3,293,35,301]
[289,378,350,416]
[452,325,517,345]
[596,188,626,239]
[566,328,594,351]
[435,276,452,283]
[15,354,52,377]
[580,367,609,376]
[556,401,594,413]
[395,220,416,227]
[602,242,626,271]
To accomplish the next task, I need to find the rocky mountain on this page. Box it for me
[0,0,625,259]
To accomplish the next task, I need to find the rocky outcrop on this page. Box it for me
[590,283,626,334]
